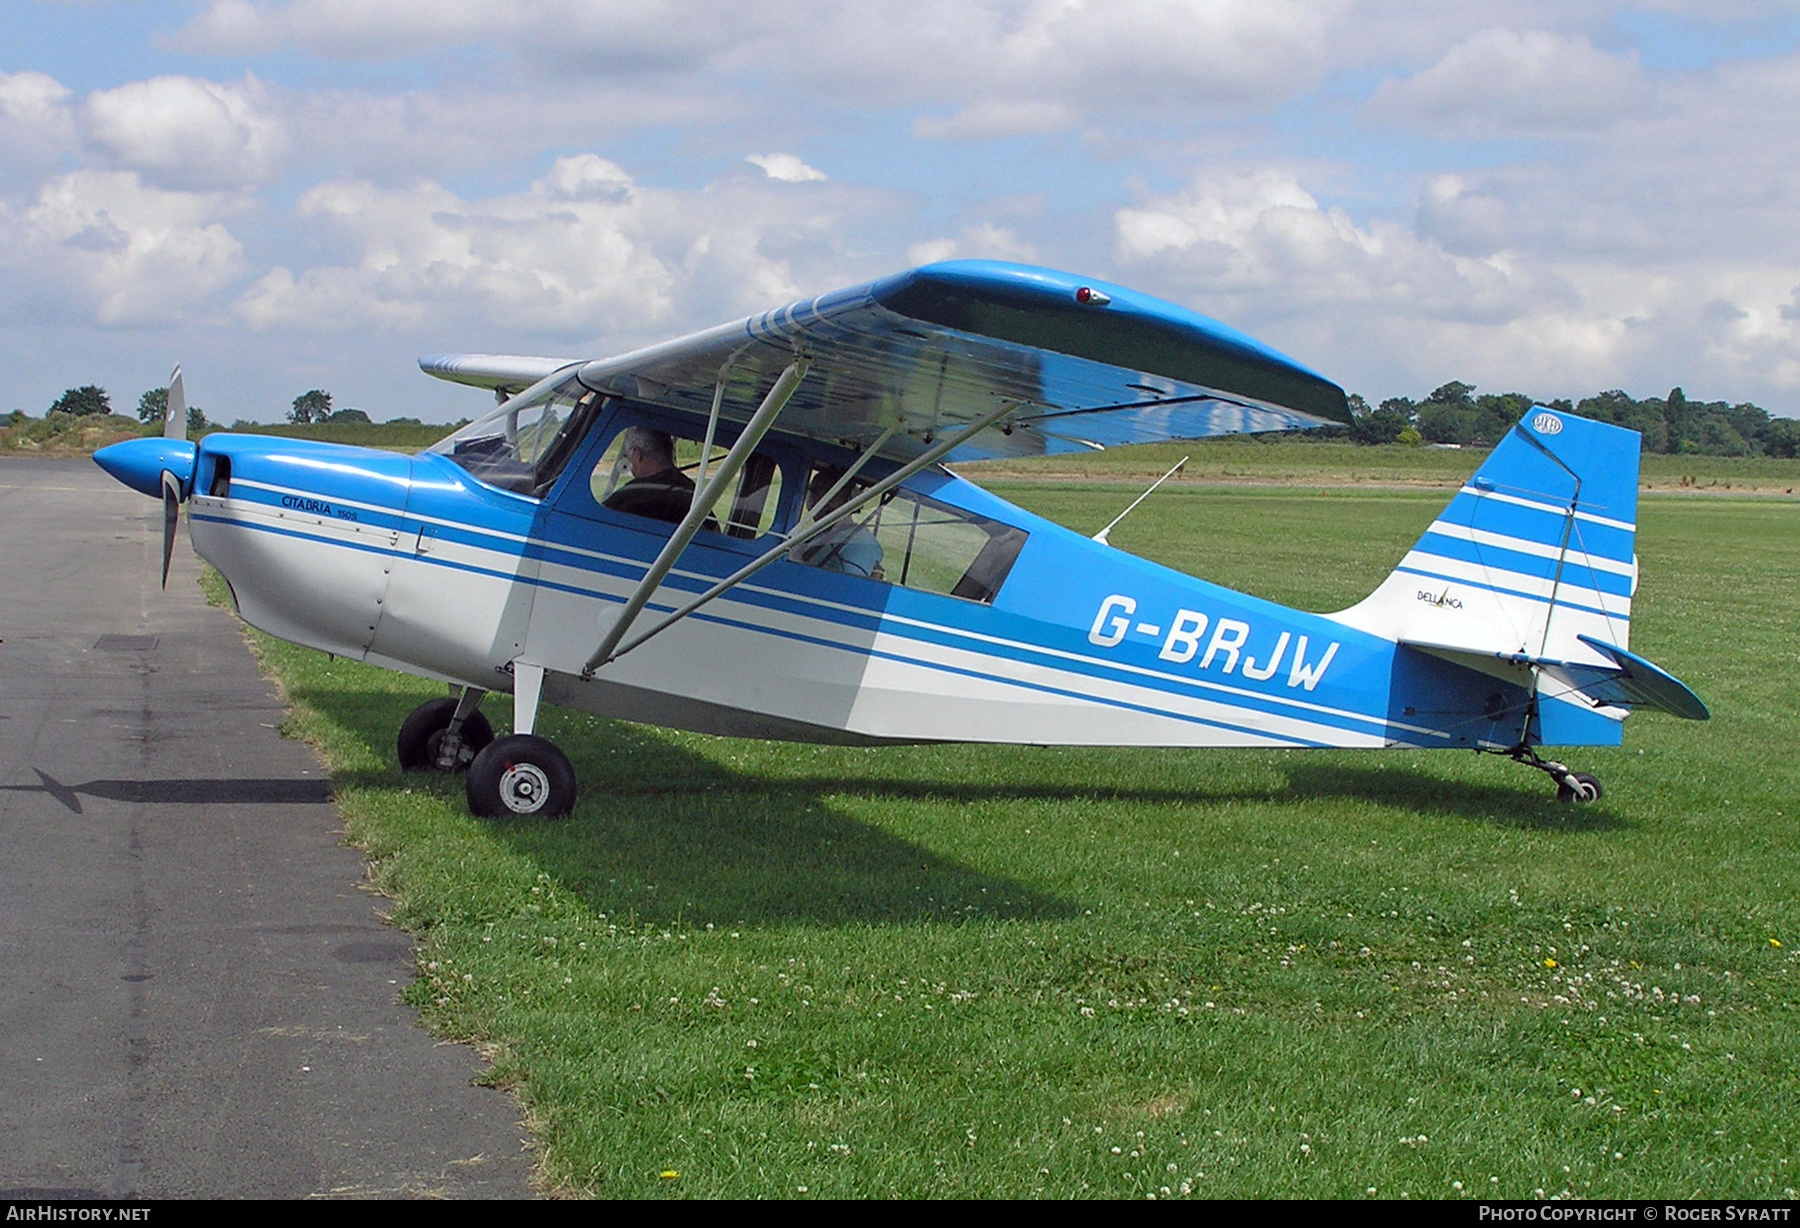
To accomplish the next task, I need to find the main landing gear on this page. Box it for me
[1512,747,1604,805]
[398,694,495,772]
[466,734,578,819]
[398,670,579,819]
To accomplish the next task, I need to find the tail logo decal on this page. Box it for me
[1530,412,1564,435]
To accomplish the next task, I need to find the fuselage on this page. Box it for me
[180,414,1539,755]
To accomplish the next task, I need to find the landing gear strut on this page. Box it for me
[458,661,578,819]
[1512,747,1604,804]
[397,691,494,772]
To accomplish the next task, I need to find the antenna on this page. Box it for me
[1092,455,1188,547]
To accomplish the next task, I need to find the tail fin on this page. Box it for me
[1333,409,1703,740]
[1336,407,1638,662]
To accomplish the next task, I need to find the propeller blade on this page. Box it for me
[160,468,180,589]
[165,365,186,440]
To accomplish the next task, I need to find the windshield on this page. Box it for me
[431,373,605,497]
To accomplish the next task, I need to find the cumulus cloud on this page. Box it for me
[1,69,75,142]
[746,153,827,182]
[237,154,901,340]
[1110,164,1800,403]
[913,100,1073,141]
[177,0,1345,116]
[1366,28,1653,134]
[797,0,1348,114]
[0,71,78,183]
[16,1,1800,417]
[176,0,771,66]
[239,156,668,333]
[1114,169,1557,324]
[0,171,246,325]
[905,222,1037,267]
[81,75,287,190]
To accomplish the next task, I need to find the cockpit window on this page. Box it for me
[431,374,605,497]
[585,423,784,539]
[792,464,1027,603]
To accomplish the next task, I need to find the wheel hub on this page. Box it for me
[426,729,472,771]
[498,761,551,814]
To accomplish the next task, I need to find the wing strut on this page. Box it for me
[592,398,1018,670]
[690,348,750,512]
[581,360,809,677]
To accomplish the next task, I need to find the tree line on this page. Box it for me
[1339,382,1800,457]
[24,384,377,430]
[20,377,1800,458]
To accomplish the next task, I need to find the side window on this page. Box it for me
[586,423,784,539]
[792,464,1027,603]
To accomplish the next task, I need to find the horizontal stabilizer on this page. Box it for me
[1402,635,1709,724]
[1564,635,1710,721]
[420,353,577,395]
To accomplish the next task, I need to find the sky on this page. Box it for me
[5,0,1800,425]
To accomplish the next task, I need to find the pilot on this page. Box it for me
[602,427,696,524]
[794,466,884,579]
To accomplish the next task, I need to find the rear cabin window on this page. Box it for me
[587,424,784,540]
[791,463,1027,604]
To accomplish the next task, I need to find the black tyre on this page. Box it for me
[1556,772,1604,805]
[397,697,495,772]
[466,734,578,819]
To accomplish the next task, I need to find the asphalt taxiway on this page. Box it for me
[0,457,537,1198]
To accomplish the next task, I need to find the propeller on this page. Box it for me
[160,365,187,588]
[161,468,181,588]
[164,364,185,440]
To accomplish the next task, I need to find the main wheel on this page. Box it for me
[466,734,578,819]
[1556,772,1604,805]
[397,698,495,772]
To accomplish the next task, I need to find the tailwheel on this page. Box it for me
[1556,772,1604,806]
[467,734,578,819]
[1513,747,1603,805]
[398,697,494,772]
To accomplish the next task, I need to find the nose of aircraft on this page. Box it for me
[94,436,198,498]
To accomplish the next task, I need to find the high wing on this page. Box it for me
[419,260,1350,463]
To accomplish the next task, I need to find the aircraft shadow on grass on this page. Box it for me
[309,686,1621,929]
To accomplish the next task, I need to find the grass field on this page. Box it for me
[959,436,1800,494]
[1,415,452,455]
[234,479,1800,1199]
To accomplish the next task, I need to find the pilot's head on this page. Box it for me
[622,426,676,477]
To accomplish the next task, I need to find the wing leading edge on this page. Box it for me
[420,260,1350,462]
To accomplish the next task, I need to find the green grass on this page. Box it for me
[2,412,147,454]
[958,436,1800,493]
[217,420,456,450]
[229,485,1800,1199]
[1,415,453,455]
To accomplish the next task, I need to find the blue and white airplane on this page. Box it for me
[95,261,1707,818]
